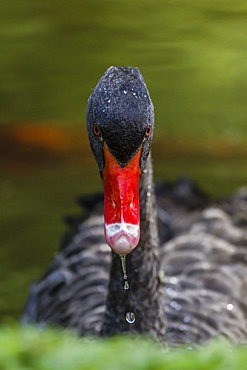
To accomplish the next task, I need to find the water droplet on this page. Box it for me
[227,303,234,311]
[147,192,151,197]
[170,301,182,311]
[126,312,135,323]
[124,281,129,290]
[123,90,127,94]
[179,324,190,331]
[147,185,151,190]
[143,169,147,174]
[183,316,191,323]
[133,92,136,96]
[169,276,178,284]
[165,287,177,297]
[107,99,111,103]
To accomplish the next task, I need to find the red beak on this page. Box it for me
[103,146,141,255]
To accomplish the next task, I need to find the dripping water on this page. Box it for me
[126,312,135,324]
[120,255,129,290]
[120,256,136,324]
[120,255,127,280]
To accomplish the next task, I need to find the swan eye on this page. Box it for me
[93,124,101,136]
[145,125,152,137]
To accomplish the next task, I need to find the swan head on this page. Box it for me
[86,66,154,255]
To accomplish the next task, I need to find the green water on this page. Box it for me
[0,0,247,322]
[1,0,247,139]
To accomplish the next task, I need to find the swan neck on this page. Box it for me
[139,153,159,251]
[101,153,166,341]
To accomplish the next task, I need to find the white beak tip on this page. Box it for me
[104,222,140,255]
[114,236,132,255]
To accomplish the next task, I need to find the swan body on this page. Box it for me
[22,67,247,344]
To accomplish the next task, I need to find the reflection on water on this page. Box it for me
[0,0,246,140]
[0,0,247,322]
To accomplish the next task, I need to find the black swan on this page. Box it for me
[22,67,247,344]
